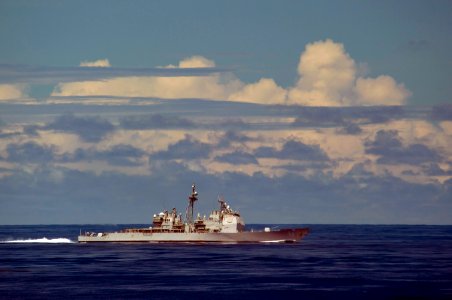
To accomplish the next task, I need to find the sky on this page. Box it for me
[0,0,451,224]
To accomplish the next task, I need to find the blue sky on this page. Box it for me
[1,0,451,104]
[0,0,451,224]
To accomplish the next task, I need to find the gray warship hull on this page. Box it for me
[78,228,309,243]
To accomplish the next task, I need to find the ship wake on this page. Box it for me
[2,237,74,244]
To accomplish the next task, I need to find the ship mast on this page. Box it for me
[186,183,198,225]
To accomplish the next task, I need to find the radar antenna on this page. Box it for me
[186,183,198,225]
[218,195,226,211]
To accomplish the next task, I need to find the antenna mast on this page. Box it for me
[186,183,198,224]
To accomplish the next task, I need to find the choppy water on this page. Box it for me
[1,224,451,299]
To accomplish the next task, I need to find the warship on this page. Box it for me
[78,184,309,243]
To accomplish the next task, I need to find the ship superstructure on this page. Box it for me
[78,184,309,243]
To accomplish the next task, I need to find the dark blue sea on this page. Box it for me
[1,225,451,299]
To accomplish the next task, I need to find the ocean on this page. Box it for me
[0,224,451,299]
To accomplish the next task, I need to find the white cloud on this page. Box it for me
[36,131,86,153]
[354,76,410,105]
[176,55,215,68]
[228,78,287,104]
[0,84,26,101]
[98,129,187,153]
[288,39,356,106]
[440,121,452,136]
[79,59,111,67]
[53,56,242,100]
[288,39,410,106]
[52,40,411,106]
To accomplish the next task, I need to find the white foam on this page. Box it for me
[259,240,289,243]
[3,237,74,243]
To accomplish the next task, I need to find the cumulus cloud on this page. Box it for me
[288,39,356,106]
[51,56,284,103]
[354,76,410,105]
[168,55,215,68]
[49,39,410,106]
[80,59,111,67]
[0,84,27,101]
[288,39,410,106]
[53,56,242,100]
[2,103,451,224]
[228,78,287,104]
